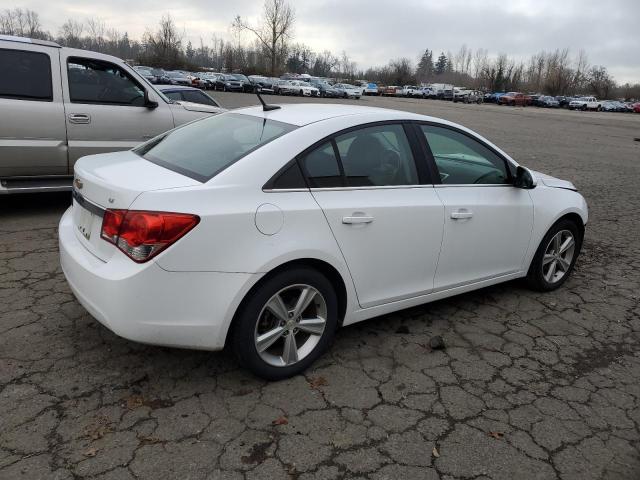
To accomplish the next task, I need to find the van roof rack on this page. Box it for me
[0,34,61,48]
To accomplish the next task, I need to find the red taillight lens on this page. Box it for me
[101,210,199,263]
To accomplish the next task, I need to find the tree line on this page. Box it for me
[1,4,638,99]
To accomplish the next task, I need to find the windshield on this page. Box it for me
[135,113,297,182]
[167,72,184,78]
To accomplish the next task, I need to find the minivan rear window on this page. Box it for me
[135,113,296,182]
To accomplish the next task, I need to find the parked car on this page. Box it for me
[272,79,290,95]
[165,71,191,86]
[309,80,341,98]
[232,74,255,93]
[156,85,221,108]
[455,90,483,104]
[333,83,362,99]
[499,92,528,106]
[363,82,378,95]
[485,92,506,103]
[537,96,560,108]
[213,74,243,92]
[60,103,588,379]
[279,80,319,97]
[134,66,159,84]
[418,86,435,98]
[568,96,601,111]
[633,102,640,113]
[200,72,221,89]
[399,85,420,97]
[600,100,624,112]
[381,85,399,96]
[248,75,274,94]
[0,35,225,193]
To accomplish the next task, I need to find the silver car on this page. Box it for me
[0,35,225,193]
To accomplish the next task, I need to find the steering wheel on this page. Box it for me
[473,171,499,184]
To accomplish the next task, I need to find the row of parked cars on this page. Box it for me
[484,92,639,112]
[133,67,365,99]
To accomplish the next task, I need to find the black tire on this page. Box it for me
[231,267,338,380]
[526,218,583,292]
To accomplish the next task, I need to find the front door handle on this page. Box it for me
[451,209,473,219]
[68,113,91,124]
[342,215,374,224]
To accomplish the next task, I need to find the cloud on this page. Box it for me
[15,0,640,82]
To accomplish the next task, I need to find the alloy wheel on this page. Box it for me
[542,229,576,284]
[254,284,327,367]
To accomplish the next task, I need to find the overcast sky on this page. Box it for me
[6,0,640,83]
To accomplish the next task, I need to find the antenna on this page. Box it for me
[256,91,281,111]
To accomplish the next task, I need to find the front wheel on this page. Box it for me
[526,219,583,291]
[231,268,338,380]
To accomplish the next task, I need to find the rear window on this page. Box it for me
[135,113,296,182]
[0,49,52,101]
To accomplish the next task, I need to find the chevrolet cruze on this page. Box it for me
[59,104,588,379]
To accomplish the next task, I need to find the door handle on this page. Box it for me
[342,215,374,224]
[451,209,473,219]
[68,113,91,124]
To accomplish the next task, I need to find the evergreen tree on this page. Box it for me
[416,49,434,82]
[435,52,448,75]
[186,40,195,60]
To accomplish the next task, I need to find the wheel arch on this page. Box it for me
[223,257,350,348]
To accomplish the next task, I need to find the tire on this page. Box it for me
[581,105,587,111]
[231,267,338,380]
[526,218,583,292]
[299,89,304,96]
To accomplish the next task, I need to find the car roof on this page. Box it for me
[234,103,428,127]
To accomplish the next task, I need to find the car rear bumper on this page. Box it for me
[59,207,259,351]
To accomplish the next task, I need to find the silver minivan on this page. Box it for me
[0,35,225,193]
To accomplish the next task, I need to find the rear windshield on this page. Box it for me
[135,113,296,182]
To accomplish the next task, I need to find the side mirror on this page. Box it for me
[514,166,537,189]
[144,90,159,109]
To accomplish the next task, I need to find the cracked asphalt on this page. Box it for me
[2,94,640,480]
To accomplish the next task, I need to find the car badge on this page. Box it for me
[74,178,83,190]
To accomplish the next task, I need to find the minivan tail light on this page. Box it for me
[101,210,199,263]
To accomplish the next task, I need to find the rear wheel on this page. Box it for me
[231,268,338,380]
[526,219,582,291]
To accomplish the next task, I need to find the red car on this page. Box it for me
[499,92,528,106]
[633,102,640,113]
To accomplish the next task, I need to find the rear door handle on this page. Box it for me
[68,113,91,124]
[451,209,473,219]
[342,215,374,224]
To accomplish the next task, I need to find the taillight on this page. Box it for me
[101,210,199,263]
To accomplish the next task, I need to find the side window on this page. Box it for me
[68,57,144,106]
[164,91,182,102]
[181,90,218,107]
[268,162,307,189]
[300,142,343,188]
[420,125,510,185]
[0,49,52,102]
[334,124,419,187]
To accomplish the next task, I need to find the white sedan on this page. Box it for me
[279,80,319,97]
[60,104,588,379]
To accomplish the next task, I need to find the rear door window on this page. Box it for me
[136,113,296,182]
[0,49,52,101]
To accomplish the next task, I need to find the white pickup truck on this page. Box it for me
[0,34,225,193]
[568,96,601,111]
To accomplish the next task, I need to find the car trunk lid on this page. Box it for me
[72,150,200,261]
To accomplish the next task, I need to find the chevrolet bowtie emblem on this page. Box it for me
[74,178,83,190]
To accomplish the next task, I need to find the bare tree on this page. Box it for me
[233,0,295,76]
[141,14,183,68]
